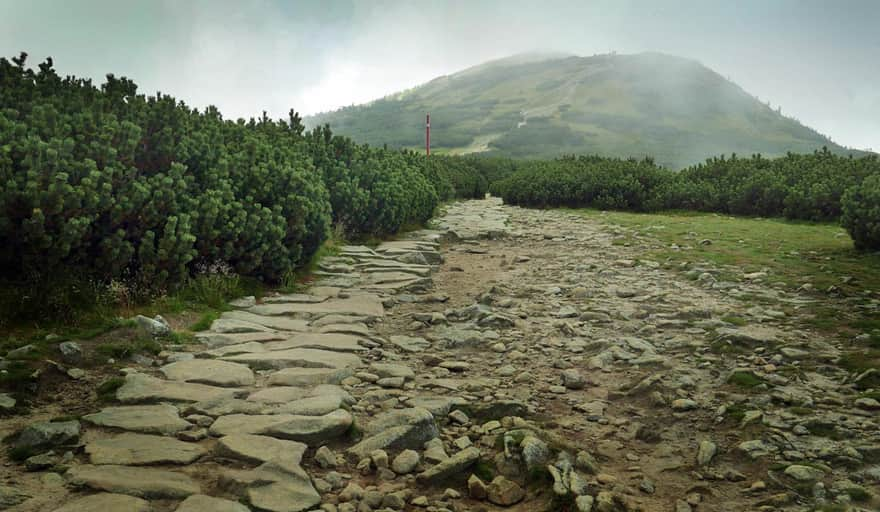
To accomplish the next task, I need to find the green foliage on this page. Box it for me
[727,371,765,389]
[841,173,880,251]
[96,377,125,402]
[492,150,880,251]
[490,154,667,210]
[0,54,487,325]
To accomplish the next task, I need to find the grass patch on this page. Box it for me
[721,315,748,326]
[574,208,880,340]
[95,336,162,360]
[96,377,125,402]
[727,371,765,389]
[472,459,495,482]
[838,350,880,374]
[8,444,39,462]
[190,311,221,332]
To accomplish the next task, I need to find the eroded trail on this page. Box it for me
[4,198,879,512]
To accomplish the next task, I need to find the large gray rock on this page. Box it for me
[209,414,299,437]
[0,392,15,411]
[250,385,354,416]
[85,433,206,465]
[16,420,80,449]
[417,447,481,483]
[58,341,83,364]
[388,335,431,353]
[195,331,286,348]
[221,348,361,370]
[83,404,191,434]
[221,310,309,332]
[116,373,237,403]
[66,464,200,499]
[264,409,353,445]
[184,396,265,417]
[261,333,369,353]
[246,459,321,512]
[135,314,171,337]
[248,295,384,319]
[348,407,438,458]
[216,434,307,465]
[176,494,250,512]
[265,367,354,387]
[370,362,415,380]
[161,359,255,387]
[52,493,151,512]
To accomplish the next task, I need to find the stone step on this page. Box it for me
[115,374,238,404]
[85,433,206,465]
[160,359,255,387]
[83,404,192,434]
[221,348,362,370]
[66,464,201,499]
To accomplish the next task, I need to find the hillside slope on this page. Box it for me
[305,52,865,169]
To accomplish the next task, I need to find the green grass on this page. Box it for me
[727,371,766,389]
[95,336,162,360]
[96,377,125,402]
[190,311,221,332]
[306,52,860,169]
[721,315,748,326]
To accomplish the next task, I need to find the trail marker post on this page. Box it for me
[426,113,430,156]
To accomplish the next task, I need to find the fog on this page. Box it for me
[1,0,877,150]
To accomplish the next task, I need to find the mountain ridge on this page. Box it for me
[305,52,867,168]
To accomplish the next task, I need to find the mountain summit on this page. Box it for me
[305,52,862,168]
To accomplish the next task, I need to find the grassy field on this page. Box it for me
[575,208,880,367]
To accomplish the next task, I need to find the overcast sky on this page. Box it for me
[1,0,878,150]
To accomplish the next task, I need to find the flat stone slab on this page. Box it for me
[195,331,286,348]
[202,342,269,357]
[264,409,353,445]
[388,335,431,353]
[184,396,266,417]
[370,362,415,380]
[222,310,310,332]
[176,495,250,512]
[161,360,255,387]
[216,434,307,465]
[262,333,369,353]
[262,293,328,304]
[248,295,384,319]
[221,348,361,370]
[266,367,354,387]
[210,414,299,437]
[316,323,372,337]
[348,407,438,458]
[246,460,321,512]
[86,433,206,465]
[246,384,353,405]
[210,318,276,333]
[53,493,151,512]
[248,385,354,416]
[417,446,481,483]
[83,404,191,434]
[116,374,237,404]
[66,464,200,499]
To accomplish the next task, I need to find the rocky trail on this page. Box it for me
[2,198,879,512]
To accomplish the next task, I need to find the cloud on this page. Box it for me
[1,0,877,148]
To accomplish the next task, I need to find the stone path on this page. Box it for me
[4,197,879,511]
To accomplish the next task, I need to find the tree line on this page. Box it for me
[0,54,487,319]
[490,150,880,250]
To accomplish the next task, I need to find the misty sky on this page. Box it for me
[1,0,878,150]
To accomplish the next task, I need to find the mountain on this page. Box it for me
[304,52,867,169]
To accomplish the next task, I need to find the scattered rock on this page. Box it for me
[487,476,525,506]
